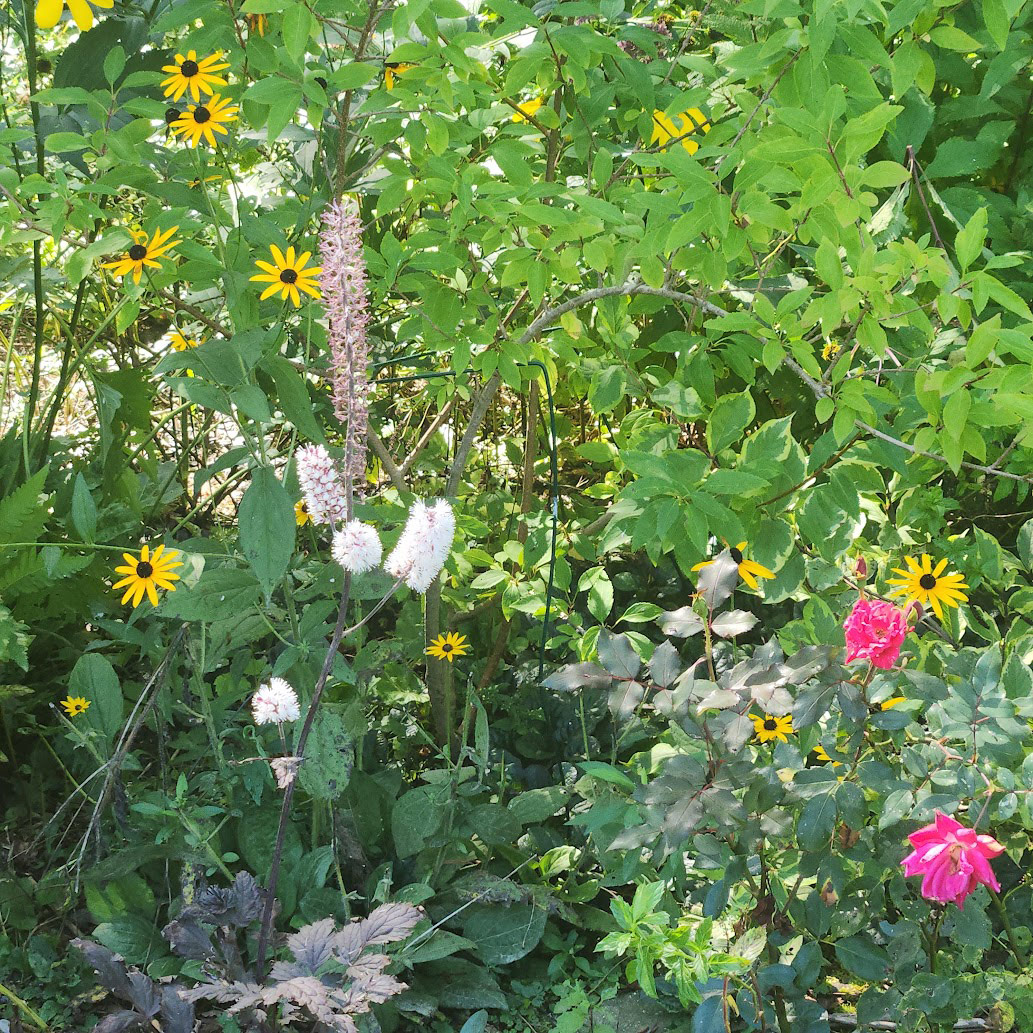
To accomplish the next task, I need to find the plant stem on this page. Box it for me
[989,886,1026,968]
[0,982,49,1031]
[578,691,591,760]
[19,0,46,480]
[255,572,352,979]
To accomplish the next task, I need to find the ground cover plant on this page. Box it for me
[2,0,1033,1030]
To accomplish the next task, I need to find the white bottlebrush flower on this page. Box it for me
[296,444,348,525]
[385,499,456,594]
[251,677,301,725]
[332,520,382,573]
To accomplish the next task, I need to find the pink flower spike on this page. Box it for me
[319,198,370,485]
[900,810,1004,909]
[843,597,908,670]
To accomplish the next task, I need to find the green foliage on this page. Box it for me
[3,0,1033,1028]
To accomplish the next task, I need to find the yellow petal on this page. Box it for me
[66,0,94,29]
[35,0,65,29]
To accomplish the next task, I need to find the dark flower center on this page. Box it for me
[763,718,777,731]
[919,573,937,590]
[279,268,298,284]
[165,107,181,125]
[442,643,454,653]
[180,59,200,77]
[128,244,148,260]
[37,58,52,74]
[193,106,211,124]
[136,561,154,578]
[730,547,744,564]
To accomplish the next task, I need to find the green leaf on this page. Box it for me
[955,207,987,271]
[0,466,49,546]
[328,62,378,90]
[707,391,755,453]
[929,25,983,50]
[71,473,97,542]
[103,46,126,86]
[162,568,260,623]
[983,0,1010,49]
[508,786,570,824]
[966,314,999,366]
[468,803,521,845]
[392,784,447,858]
[297,708,353,800]
[834,934,890,983]
[797,793,837,851]
[282,4,315,62]
[238,467,295,594]
[589,366,626,414]
[264,356,324,441]
[462,903,547,965]
[579,566,614,622]
[407,931,478,963]
[70,654,122,743]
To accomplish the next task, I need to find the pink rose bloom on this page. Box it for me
[901,811,1004,908]
[843,597,908,669]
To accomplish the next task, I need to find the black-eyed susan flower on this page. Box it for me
[112,543,183,607]
[169,329,201,352]
[512,96,544,122]
[426,632,469,662]
[61,695,91,717]
[650,107,711,155]
[101,226,181,284]
[887,555,968,621]
[35,0,112,30]
[809,743,842,767]
[752,712,793,743]
[822,340,841,360]
[164,106,182,128]
[246,13,267,35]
[295,499,312,526]
[693,541,774,591]
[169,329,200,377]
[172,95,239,148]
[188,173,223,189]
[161,50,230,102]
[385,62,416,90]
[250,245,322,307]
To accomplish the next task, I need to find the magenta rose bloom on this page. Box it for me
[843,597,908,669]
[901,810,1004,908]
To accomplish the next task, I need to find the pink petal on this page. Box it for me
[933,810,964,837]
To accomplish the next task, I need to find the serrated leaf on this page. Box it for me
[696,552,739,608]
[597,629,641,679]
[658,605,704,638]
[543,662,612,692]
[238,467,295,594]
[710,609,758,638]
[648,640,682,687]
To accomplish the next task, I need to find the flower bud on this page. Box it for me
[903,599,923,624]
[854,556,868,580]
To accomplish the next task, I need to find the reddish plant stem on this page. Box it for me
[255,572,352,979]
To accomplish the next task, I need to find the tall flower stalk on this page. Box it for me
[257,199,372,977]
[318,197,370,515]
